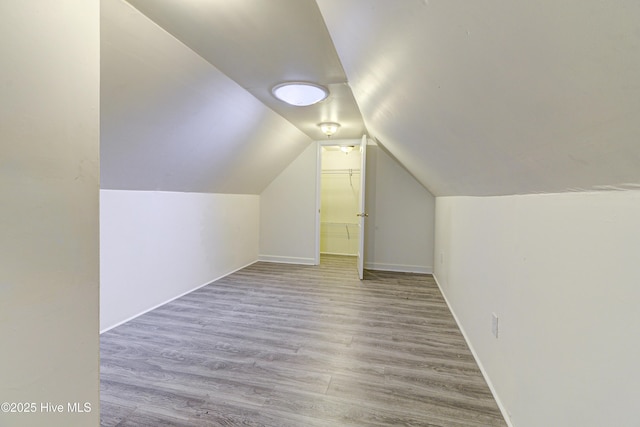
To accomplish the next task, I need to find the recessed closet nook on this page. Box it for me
[320,143,361,256]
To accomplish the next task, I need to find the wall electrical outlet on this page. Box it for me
[491,313,499,338]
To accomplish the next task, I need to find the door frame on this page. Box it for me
[356,134,367,279]
[314,136,367,267]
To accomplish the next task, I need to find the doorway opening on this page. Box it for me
[319,145,361,257]
[315,136,367,278]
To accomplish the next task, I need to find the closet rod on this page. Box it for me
[321,169,361,175]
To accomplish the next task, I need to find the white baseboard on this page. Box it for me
[365,262,433,274]
[100,259,258,334]
[258,255,316,265]
[320,251,357,257]
[432,273,513,427]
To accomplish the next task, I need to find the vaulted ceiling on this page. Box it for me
[101,0,640,196]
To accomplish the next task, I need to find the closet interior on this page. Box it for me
[320,145,361,256]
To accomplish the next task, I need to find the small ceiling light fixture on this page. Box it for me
[340,145,354,153]
[272,82,328,106]
[319,122,340,138]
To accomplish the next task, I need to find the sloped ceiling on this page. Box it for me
[318,0,640,195]
[101,0,315,194]
[125,0,367,141]
[102,0,640,196]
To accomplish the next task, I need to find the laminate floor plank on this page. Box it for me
[101,255,506,426]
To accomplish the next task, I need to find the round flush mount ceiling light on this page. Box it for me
[272,82,329,106]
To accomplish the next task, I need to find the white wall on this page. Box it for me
[434,191,640,427]
[100,190,259,332]
[259,142,318,264]
[365,145,435,273]
[0,1,100,426]
[260,141,436,273]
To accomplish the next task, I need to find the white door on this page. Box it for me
[356,134,368,280]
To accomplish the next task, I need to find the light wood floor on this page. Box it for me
[100,255,506,426]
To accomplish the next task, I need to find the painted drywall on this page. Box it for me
[101,0,311,194]
[100,190,259,332]
[322,145,362,170]
[260,141,435,273]
[434,191,640,427]
[365,145,435,273]
[259,143,319,264]
[125,0,366,141]
[319,0,640,197]
[0,1,100,426]
[320,147,362,255]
